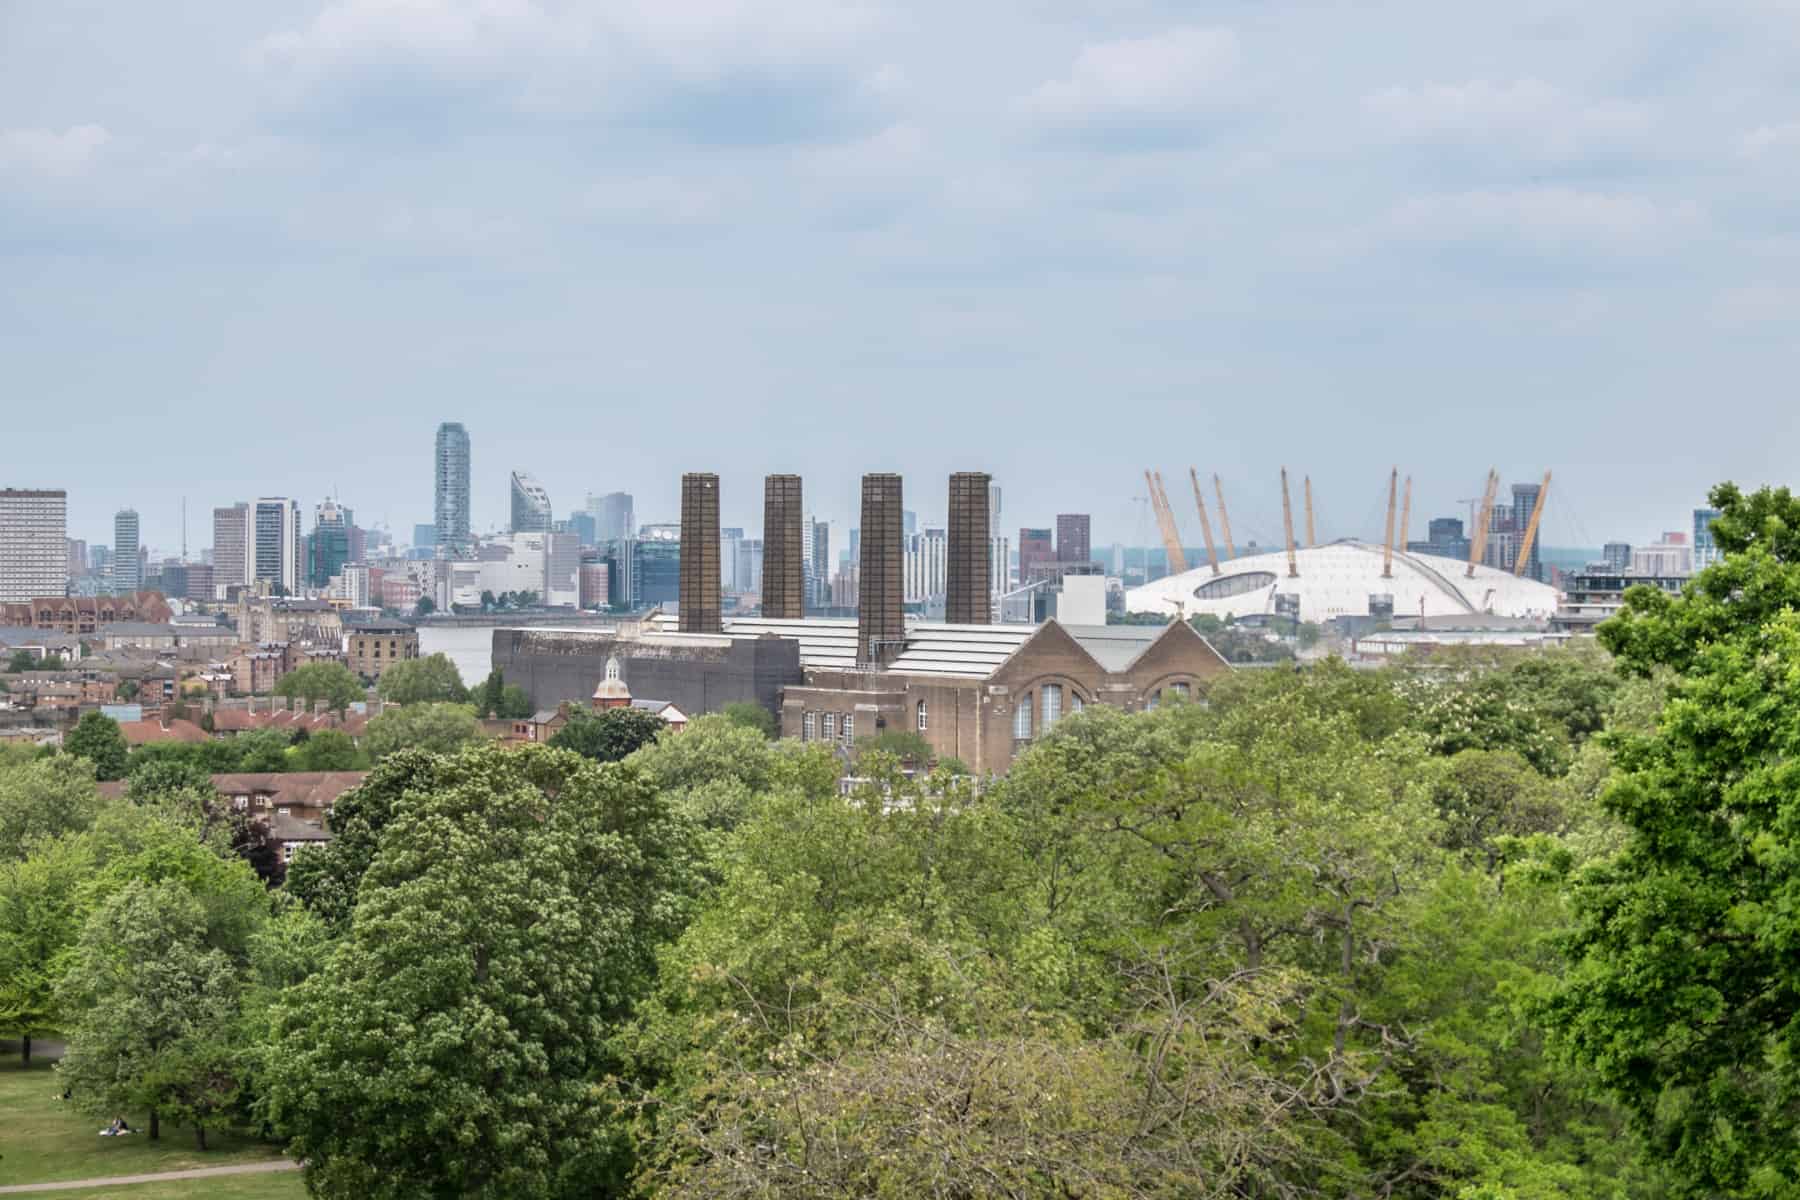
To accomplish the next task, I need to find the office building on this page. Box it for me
[412,523,437,554]
[510,470,552,533]
[1602,542,1632,571]
[110,510,142,593]
[904,526,948,607]
[213,503,250,593]
[546,531,581,607]
[0,489,69,603]
[1693,508,1723,571]
[589,492,634,543]
[310,499,352,588]
[1509,482,1543,582]
[633,537,680,609]
[435,422,472,557]
[1019,527,1055,582]
[252,498,303,595]
[805,518,832,608]
[1631,536,1693,578]
[66,539,87,579]
[1056,513,1092,567]
[720,527,745,592]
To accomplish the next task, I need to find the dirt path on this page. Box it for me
[0,1160,300,1194]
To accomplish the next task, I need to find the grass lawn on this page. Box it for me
[4,1174,304,1199]
[0,1059,287,1188]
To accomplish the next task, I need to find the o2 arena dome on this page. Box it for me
[1125,539,1559,625]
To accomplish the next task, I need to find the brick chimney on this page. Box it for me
[761,474,804,620]
[678,473,721,634]
[857,473,904,666]
[945,472,992,624]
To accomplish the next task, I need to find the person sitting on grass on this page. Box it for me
[100,1115,132,1136]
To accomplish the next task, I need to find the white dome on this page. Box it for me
[1125,541,1558,624]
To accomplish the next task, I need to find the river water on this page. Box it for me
[417,625,502,688]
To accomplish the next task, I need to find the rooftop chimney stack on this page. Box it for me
[761,474,804,619]
[857,473,904,666]
[678,473,721,633]
[945,472,992,624]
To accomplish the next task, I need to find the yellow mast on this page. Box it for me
[1398,474,1413,559]
[1305,476,1317,547]
[1188,467,1221,576]
[1280,467,1299,578]
[1145,470,1188,575]
[1466,469,1499,579]
[1213,474,1236,561]
[1381,467,1398,579]
[1514,470,1552,576]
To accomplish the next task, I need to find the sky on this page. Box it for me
[5,0,1800,560]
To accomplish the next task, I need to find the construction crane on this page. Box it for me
[1213,474,1237,562]
[1465,469,1500,579]
[1514,470,1552,576]
[1188,468,1221,576]
[1304,476,1317,547]
[1398,474,1413,558]
[1280,467,1299,578]
[1381,467,1398,579]
[1143,470,1188,575]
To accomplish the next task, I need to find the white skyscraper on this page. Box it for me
[252,498,302,594]
[212,503,250,595]
[111,509,142,593]
[0,489,69,603]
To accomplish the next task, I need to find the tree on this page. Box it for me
[549,707,665,764]
[264,745,699,1198]
[56,880,245,1145]
[412,596,435,618]
[374,653,468,704]
[496,685,532,719]
[65,711,129,781]
[125,757,216,805]
[477,668,505,717]
[285,751,444,932]
[273,661,363,714]
[290,728,358,771]
[720,701,777,739]
[1545,483,1800,1196]
[0,754,101,860]
[362,702,482,762]
[854,728,932,766]
[479,589,497,612]
[5,649,34,673]
[0,834,93,1064]
[115,678,140,702]
[234,728,294,774]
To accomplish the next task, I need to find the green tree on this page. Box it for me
[854,728,931,766]
[549,707,665,764]
[373,653,468,704]
[628,712,782,834]
[56,879,246,1145]
[273,661,363,714]
[496,684,532,719]
[5,649,35,673]
[285,750,443,932]
[115,678,140,702]
[362,702,482,763]
[412,596,435,618]
[290,728,359,772]
[65,711,130,781]
[234,728,295,774]
[720,700,777,739]
[1545,483,1800,1196]
[264,745,699,1198]
[0,833,93,1064]
[0,753,102,859]
[125,758,216,805]
[477,668,505,717]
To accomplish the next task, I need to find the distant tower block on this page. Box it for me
[858,473,905,666]
[761,474,804,620]
[679,473,721,634]
[946,472,992,624]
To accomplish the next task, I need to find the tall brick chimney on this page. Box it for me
[857,473,904,666]
[678,473,721,633]
[761,474,804,620]
[945,471,992,624]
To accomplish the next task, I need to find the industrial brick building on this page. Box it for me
[495,470,1230,775]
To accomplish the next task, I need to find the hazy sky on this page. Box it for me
[5,0,1798,559]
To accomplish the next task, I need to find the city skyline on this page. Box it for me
[8,3,1800,558]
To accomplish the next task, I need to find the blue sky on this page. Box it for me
[4,0,1798,559]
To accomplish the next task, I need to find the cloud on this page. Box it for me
[0,125,111,176]
[585,174,723,226]
[251,0,891,138]
[1020,27,1241,143]
[1388,187,1699,254]
[1738,120,1800,159]
[1363,79,1649,164]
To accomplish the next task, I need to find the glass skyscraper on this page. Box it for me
[435,422,471,558]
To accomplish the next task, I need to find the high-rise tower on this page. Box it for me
[435,422,472,557]
[509,470,552,533]
[112,509,142,593]
[0,489,68,603]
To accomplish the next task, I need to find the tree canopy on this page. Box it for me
[362,702,482,762]
[65,711,129,781]
[548,707,665,764]
[272,661,364,714]
[374,653,469,704]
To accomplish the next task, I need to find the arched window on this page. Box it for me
[1070,692,1084,714]
[1013,695,1032,740]
[1041,684,1063,731]
[1169,681,1191,701]
[916,699,928,732]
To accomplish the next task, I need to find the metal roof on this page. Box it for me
[1061,624,1162,672]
